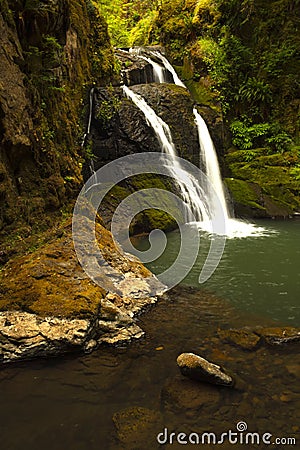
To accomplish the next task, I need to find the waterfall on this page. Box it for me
[193,108,269,236]
[139,55,167,83]
[109,49,269,236]
[123,85,210,223]
[194,108,230,221]
[81,87,98,184]
[150,51,186,88]
[81,87,94,147]
[129,47,185,87]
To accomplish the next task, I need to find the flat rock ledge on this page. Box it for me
[0,294,158,364]
[177,353,234,387]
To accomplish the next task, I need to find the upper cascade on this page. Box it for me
[117,47,184,87]
[88,48,269,237]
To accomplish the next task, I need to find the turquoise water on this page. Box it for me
[134,219,300,325]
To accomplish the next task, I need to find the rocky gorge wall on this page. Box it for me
[0,2,165,363]
[0,0,115,234]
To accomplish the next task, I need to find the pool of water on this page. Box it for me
[0,220,299,449]
[134,219,300,325]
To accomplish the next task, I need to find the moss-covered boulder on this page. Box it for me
[225,148,300,218]
[0,218,153,317]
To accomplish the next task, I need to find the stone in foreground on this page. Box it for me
[177,353,234,387]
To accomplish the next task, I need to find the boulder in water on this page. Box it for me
[217,328,261,351]
[177,352,234,387]
[255,327,300,346]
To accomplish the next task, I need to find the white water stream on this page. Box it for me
[120,49,270,237]
[123,85,210,223]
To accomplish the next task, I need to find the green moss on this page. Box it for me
[225,147,300,215]
[184,79,215,105]
[134,208,177,234]
[224,178,265,210]
[230,164,292,186]
[225,149,269,165]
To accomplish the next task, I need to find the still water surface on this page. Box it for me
[135,219,300,325]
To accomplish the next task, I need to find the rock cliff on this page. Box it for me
[0,0,115,232]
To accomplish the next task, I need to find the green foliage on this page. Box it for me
[236,78,272,105]
[290,166,300,181]
[129,10,158,46]
[230,119,293,153]
[96,94,121,125]
[84,141,95,160]
[96,0,159,47]
[230,120,270,150]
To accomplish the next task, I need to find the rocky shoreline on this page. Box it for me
[0,295,157,364]
[0,219,164,364]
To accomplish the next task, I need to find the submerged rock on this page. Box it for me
[161,375,221,412]
[177,352,234,386]
[255,327,300,346]
[218,328,261,351]
[112,406,163,449]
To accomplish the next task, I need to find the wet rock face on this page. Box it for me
[90,83,199,169]
[116,50,155,86]
[177,352,234,386]
[131,84,199,165]
[0,0,115,232]
[89,87,161,167]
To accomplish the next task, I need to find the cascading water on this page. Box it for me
[82,87,98,185]
[150,51,186,88]
[193,108,269,237]
[139,55,167,83]
[125,49,269,237]
[122,85,210,223]
[194,108,230,221]
[81,87,94,147]
[129,47,185,87]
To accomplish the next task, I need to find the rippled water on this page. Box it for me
[0,220,299,449]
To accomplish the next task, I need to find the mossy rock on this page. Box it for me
[225,147,300,216]
[224,178,265,212]
[0,218,151,318]
[98,174,179,234]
